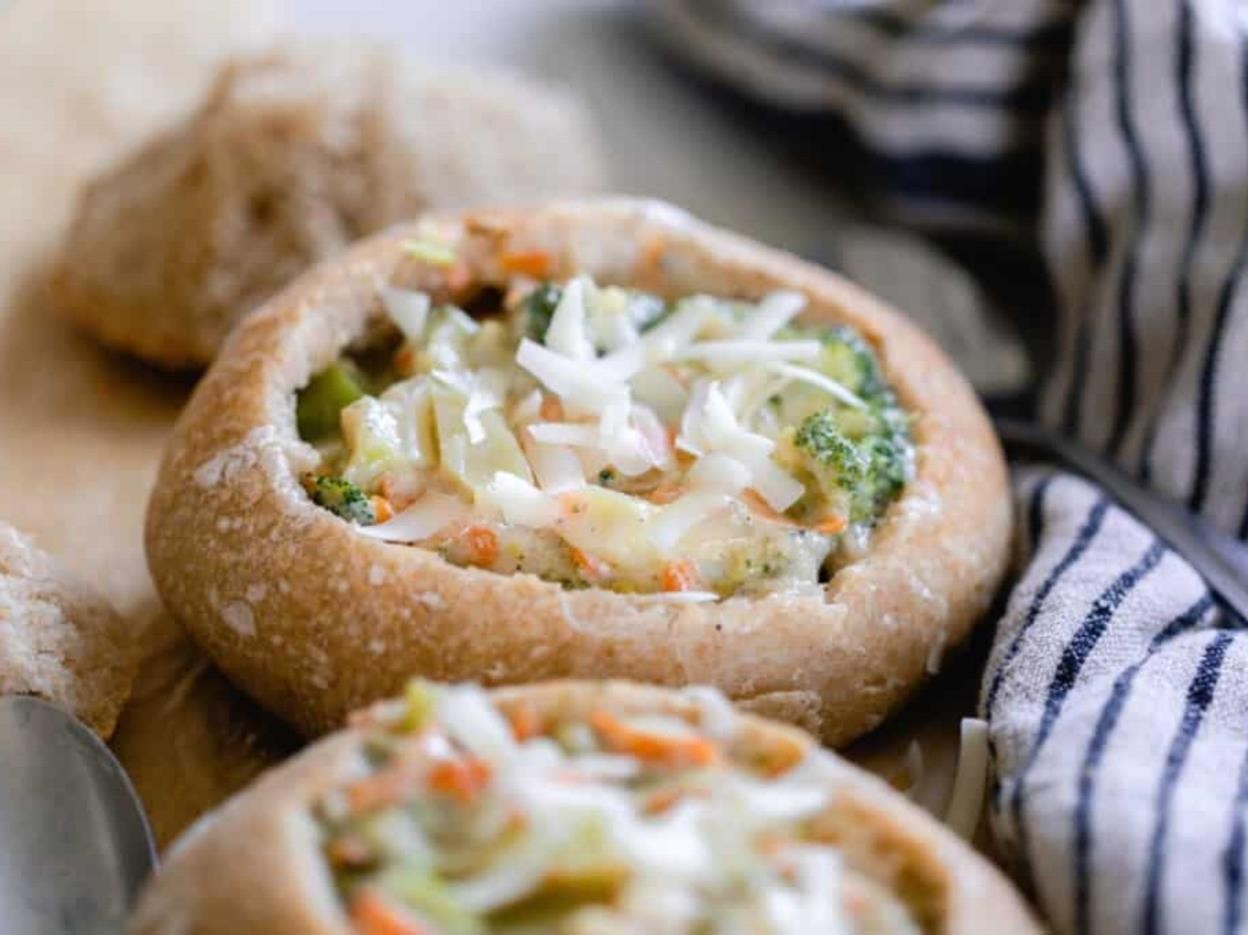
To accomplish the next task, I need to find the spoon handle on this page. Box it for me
[993,417,1248,622]
[0,697,154,934]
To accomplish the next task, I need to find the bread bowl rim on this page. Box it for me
[127,678,1038,935]
[144,197,1012,743]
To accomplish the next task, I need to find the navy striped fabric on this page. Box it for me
[651,1,1248,931]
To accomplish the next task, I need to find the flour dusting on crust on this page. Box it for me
[221,601,256,638]
[193,426,280,489]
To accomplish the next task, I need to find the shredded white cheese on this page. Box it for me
[516,339,629,413]
[480,472,562,528]
[944,717,990,839]
[357,493,472,543]
[527,422,601,447]
[675,339,822,370]
[313,270,910,600]
[526,442,586,493]
[380,286,431,341]
[737,290,807,339]
[650,491,732,552]
[544,275,596,361]
[765,362,867,410]
[679,382,803,512]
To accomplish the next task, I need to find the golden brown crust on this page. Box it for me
[128,680,1037,935]
[145,198,1012,743]
[51,42,605,369]
[0,521,139,737]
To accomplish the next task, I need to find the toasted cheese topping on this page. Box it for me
[297,262,912,598]
[317,681,924,935]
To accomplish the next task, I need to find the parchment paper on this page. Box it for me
[0,0,980,851]
[0,0,298,848]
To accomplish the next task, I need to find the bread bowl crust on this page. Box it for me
[0,521,138,737]
[51,44,606,369]
[128,680,1037,934]
[145,198,1011,743]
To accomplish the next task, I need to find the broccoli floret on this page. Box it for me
[857,409,911,517]
[309,475,375,525]
[794,410,866,482]
[792,407,911,525]
[818,326,888,398]
[770,319,910,527]
[519,282,562,341]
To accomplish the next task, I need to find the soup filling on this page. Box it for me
[298,262,912,599]
[317,681,925,935]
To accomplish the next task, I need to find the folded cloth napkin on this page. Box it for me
[650,2,1248,932]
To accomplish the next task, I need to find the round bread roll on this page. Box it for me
[52,42,605,368]
[129,679,1037,934]
[0,521,138,737]
[145,198,1011,744]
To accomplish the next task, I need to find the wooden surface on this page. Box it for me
[0,0,988,852]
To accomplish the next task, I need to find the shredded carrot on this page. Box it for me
[644,480,683,505]
[757,833,788,857]
[370,496,395,524]
[345,764,413,813]
[558,493,587,516]
[569,546,611,582]
[351,890,430,935]
[589,709,719,768]
[539,394,564,421]
[813,515,848,535]
[642,785,684,814]
[640,235,665,272]
[844,888,871,919]
[428,758,492,804]
[393,344,418,376]
[507,702,541,742]
[499,249,552,278]
[376,477,418,513]
[660,559,700,593]
[462,526,499,567]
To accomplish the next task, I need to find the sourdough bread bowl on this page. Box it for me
[145,198,1010,743]
[128,679,1037,934]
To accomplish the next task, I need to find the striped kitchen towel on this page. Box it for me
[649,1,1248,933]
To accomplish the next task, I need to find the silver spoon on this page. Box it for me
[994,416,1248,622]
[0,696,155,935]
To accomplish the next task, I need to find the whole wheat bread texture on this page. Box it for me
[0,522,139,737]
[53,42,606,368]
